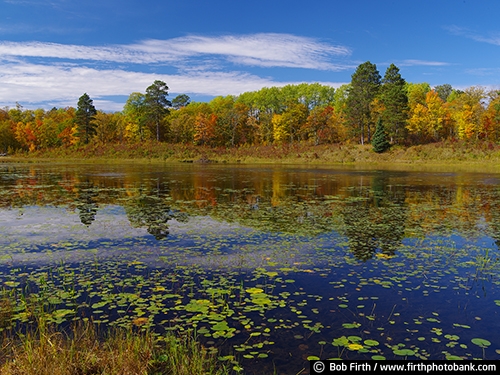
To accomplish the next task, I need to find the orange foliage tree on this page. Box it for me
[481,94,500,141]
[194,104,217,146]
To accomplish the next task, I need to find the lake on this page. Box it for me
[0,162,499,374]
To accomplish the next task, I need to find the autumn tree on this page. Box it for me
[481,92,500,141]
[56,107,78,147]
[0,109,19,153]
[166,106,194,143]
[11,106,37,151]
[193,103,216,146]
[122,92,148,141]
[303,105,332,145]
[93,111,120,143]
[235,91,262,144]
[303,105,347,145]
[75,93,97,144]
[38,109,62,148]
[379,64,408,144]
[272,114,286,144]
[346,61,381,144]
[406,90,452,142]
[144,80,171,141]
[210,96,249,147]
[272,100,308,144]
[450,86,486,140]
[253,86,282,144]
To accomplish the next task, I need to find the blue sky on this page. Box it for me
[0,0,499,111]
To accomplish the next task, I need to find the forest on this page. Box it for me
[1,61,499,154]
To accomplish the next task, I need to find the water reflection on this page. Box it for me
[0,163,499,260]
[125,195,189,240]
[346,173,407,260]
[76,181,99,226]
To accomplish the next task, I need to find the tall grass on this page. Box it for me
[0,321,232,375]
[0,289,232,375]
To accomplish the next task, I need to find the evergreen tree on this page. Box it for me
[171,94,191,110]
[380,64,408,144]
[346,61,381,144]
[372,118,390,153]
[75,93,97,144]
[144,80,171,141]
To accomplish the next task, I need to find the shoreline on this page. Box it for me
[1,141,500,171]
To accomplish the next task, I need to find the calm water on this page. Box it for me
[0,162,499,374]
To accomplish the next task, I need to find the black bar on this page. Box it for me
[310,360,499,374]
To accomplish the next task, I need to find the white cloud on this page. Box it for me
[0,33,352,110]
[0,41,162,64]
[155,34,351,70]
[0,60,318,110]
[0,33,351,69]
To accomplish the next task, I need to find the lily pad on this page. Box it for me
[393,349,415,356]
[471,338,491,348]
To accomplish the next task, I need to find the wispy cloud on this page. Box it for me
[0,41,159,64]
[445,25,500,46]
[146,34,352,70]
[399,59,450,67]
[465,67,500,76]
[0,33,352,70]
[0,24,91,36]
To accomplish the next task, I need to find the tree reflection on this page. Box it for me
[340,174,408,261]
[125,194,188,240]
[76,182,99,226]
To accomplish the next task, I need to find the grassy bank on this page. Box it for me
[2,140,500,167]
[0,320,234,375]
[0,290,234,375]
[0,289,239,375]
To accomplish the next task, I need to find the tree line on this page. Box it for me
[1,62,500,154]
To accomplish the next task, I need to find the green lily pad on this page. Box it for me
[211,321,230,331]
[471,338,491,348]
[246,287,264,294]
[393,349,415,356]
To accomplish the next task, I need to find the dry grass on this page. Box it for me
[0,320,231,375]
[4,139,500,169]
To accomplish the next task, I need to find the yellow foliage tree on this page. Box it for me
[272,101,308,144]
[272,114,287,144]
[450,86,486,140]
[407,90,452,142]
[481,95,500,141]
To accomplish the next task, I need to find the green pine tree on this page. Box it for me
[380,63,408,144]
[346,61,381,145]
[75,93,97,144]
[372,118,390,153]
